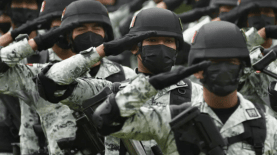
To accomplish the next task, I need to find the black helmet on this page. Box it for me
[129,8,184,50]
[188,21,251,67]
[210,0,238,7]
[39,0,76,17]
[60,0,114,41]
[39,0,76,29]
[240,0,277,9]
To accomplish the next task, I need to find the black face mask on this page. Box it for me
[72,31,104,54]
[10,8,39,27]
[200,62,243,97]
[140,45,176,75]
[0,22,11,34]
[248,14,275,30]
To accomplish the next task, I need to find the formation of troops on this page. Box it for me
[1,0,277,155]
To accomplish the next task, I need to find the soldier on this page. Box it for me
[0,0,136,155]
[7,0,42,38]
[89,21,277,155]
[33,7,200,155]
[18,0,77,154]
[33,7,277,154]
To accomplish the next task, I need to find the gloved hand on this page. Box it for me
[149,61,211,90]
[34,22,78,51]
[103,31,157,56]
[265,25,277,39]
[178,6,218,24]
[33,64,78,103]
[219,3,258,23]
[262,45,276,55]
[10,13,59,40]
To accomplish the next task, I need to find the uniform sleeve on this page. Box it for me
[111,105,179,155]
[115,74,158,117]
[0,63,47,103]
[243,27,265,51]
[0,38,35,67]
[60,77,113,110]
[182,17,211,44]
[240,46,277,114]
[264,114,277,154]
[45,47,102,85]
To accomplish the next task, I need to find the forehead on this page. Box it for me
[145,36,175,40]
[210,58,240,62]
[78,22,103,27]
[12,0,37,4]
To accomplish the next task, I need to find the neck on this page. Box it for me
[203,86,238,109]
[52,44,75,60]
[137,55,153,74]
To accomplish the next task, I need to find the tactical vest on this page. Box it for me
[120,78,194,155]
[59,60,127,154]
[175,98,267,155]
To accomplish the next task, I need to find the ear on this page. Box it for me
[131,45,139,55]
[193,71,204,79]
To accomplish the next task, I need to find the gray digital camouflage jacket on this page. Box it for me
[111,74,277,155]
[0,40,137,155]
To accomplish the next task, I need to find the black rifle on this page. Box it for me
[252,49,277,79]
[170,106,226,155]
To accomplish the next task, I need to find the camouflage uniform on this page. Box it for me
[0,100,13,155]
[109,74,277,155]
[186,25,277,116]
[0,40,115,155]
[19,48,62,155]
[239,27,277,117]
[42,46,202,155]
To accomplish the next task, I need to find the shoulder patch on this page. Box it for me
[130,15,137,29]
[191,31,197,44]
[40,1,46,13]
[27,63,33,66]
[246,108,259,117]
[61,8,66,21]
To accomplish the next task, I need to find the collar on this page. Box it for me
[94,58,121,79]
[48,48,63,63]
[199,92,261,133]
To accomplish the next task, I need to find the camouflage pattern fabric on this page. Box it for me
[0,41,113,155]
[45,47,101,85]
[19,101,40,155]
[240,46,277,118]
[19,48,62,155]
[243,27,265,51]
[105,75,202,155]
[0,39,36,67]
[110,75,277,154]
